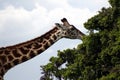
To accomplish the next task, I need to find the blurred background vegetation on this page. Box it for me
[40,0,120,80]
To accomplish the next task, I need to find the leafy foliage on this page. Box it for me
[40,0,120,80]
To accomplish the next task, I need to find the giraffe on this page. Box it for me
[0,18,85,80]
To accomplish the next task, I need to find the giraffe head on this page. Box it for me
[55,18,85,40]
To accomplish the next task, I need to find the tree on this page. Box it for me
[40,0,120,80]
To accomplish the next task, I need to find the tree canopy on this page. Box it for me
[40,0,120,80]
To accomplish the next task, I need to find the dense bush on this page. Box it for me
[40,0,120,80]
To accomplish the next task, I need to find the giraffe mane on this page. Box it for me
[0,27,58,50]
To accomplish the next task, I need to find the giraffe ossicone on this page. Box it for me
[0,18,85,80]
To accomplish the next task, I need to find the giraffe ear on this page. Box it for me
[55,23,64,28]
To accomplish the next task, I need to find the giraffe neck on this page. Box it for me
[0,27,61,78]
